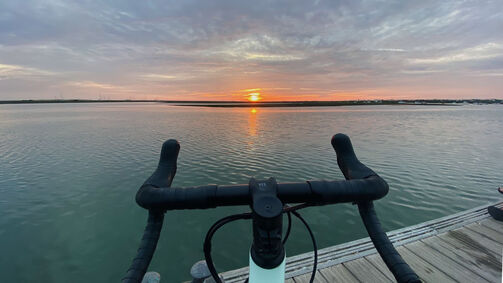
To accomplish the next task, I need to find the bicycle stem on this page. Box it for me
[248,177,286,283]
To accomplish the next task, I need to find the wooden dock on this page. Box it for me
[220,201,503,282]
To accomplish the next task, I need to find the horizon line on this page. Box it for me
[1,98,501,105]
[2,98,503,102]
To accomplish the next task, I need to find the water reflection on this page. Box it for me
[248,108,258,137]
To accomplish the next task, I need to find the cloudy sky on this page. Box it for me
[0,0,502,101]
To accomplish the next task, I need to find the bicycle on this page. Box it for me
[123,133,420,283]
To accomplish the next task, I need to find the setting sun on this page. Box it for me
[248,93,261,102]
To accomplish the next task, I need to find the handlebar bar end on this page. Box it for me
[142,139,180,188]
[331,133,376,180]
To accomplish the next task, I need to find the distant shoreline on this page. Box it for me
[0,99,501,107]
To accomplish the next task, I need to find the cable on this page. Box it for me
[204,213,252,283]
[282,211,292,245]
[204,204,317,283]
[291,210,318,283]
[284,203,312,212]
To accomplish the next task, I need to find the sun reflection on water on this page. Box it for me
[248,108,257,138]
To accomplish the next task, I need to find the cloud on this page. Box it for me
[65,81,124,90]
[409,43,503,65]
[0,63,55,80]
[0,0,502,100]
[140,74,180,81]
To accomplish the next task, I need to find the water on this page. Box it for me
[0,103,501,282]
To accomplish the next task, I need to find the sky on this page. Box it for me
[0,0,502,101]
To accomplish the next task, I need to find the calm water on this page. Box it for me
[0,103,502,282]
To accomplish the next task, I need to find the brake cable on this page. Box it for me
[291,210,318,283]
[203,204,318,283]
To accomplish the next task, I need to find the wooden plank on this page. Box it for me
[342,257,391,282]
[440,228,502,257]
[318,264,359,282]
[221,202,503,282]
[291,271,327,283]
[422,236,501,282]
[480,218,503,233]
[281,202,499,277]
[364,254,395,281]
[432,212,490,234]
[285,278,296,283]
[465,222,503,244]
[403,240,489,282]
[395,246,454,282]
[391,201,491,234]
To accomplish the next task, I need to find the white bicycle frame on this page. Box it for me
[248,252,286,283]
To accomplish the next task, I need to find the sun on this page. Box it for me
[248,93,261,102]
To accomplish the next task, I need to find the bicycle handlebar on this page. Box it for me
[332,133,375,179]
[123,134,420,283]
[136,134,388,211]
[332,134,420,282]
[123,140,179,283]
[136,176,388,211]
[358,202,420,282]
[142,139,180,189]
